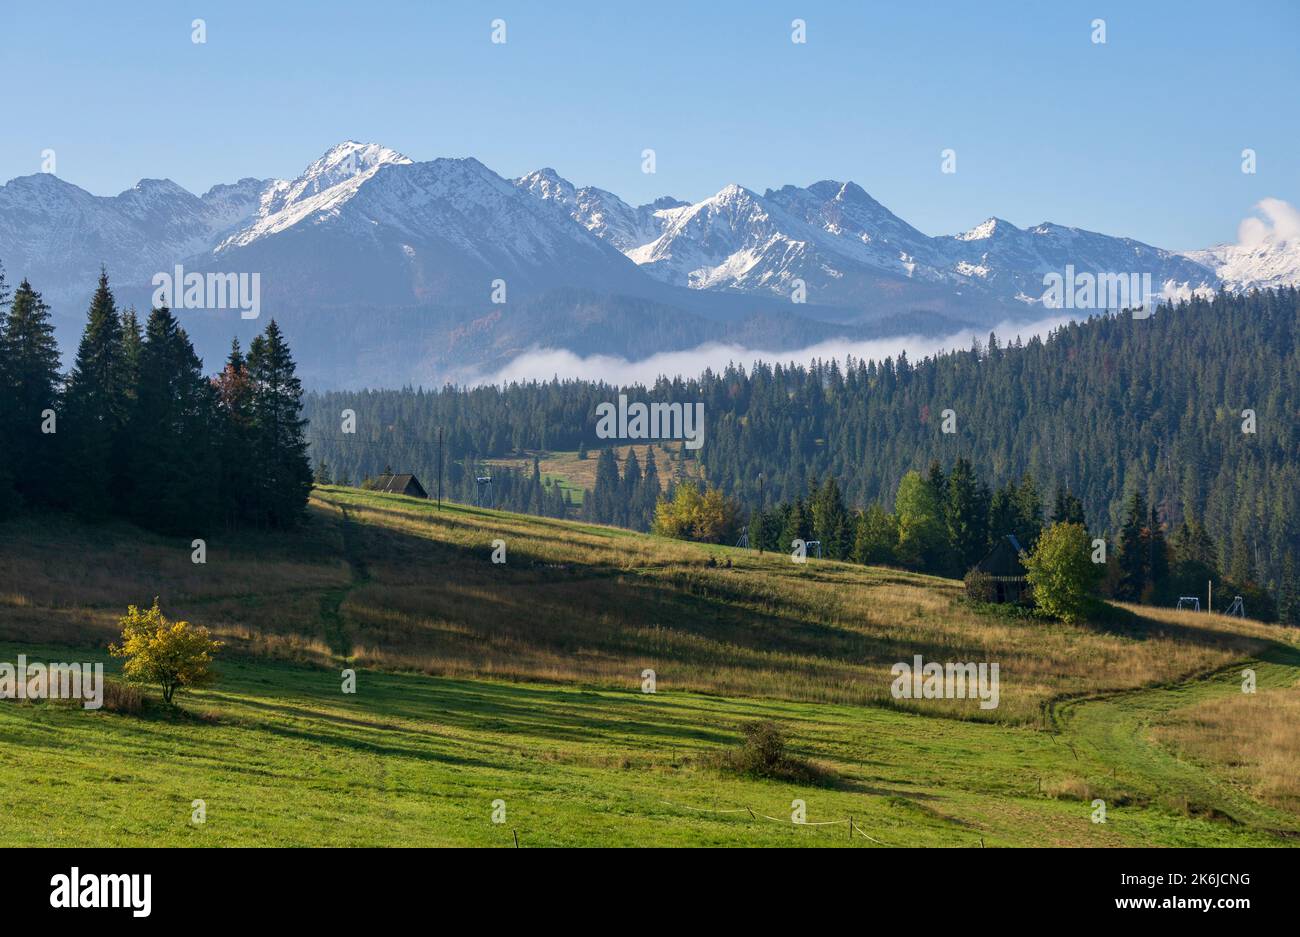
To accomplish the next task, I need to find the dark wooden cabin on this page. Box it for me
[372,473,428,499]
[972,534,1029,603]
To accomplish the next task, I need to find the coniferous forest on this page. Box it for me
[0,264,312,534]
[304,289,1300,621]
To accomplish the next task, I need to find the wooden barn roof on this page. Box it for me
[373,473,425,496]
[973,534,1028,577]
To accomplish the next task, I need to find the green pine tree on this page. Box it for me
[61,269,128,518]
[944,457,988,573]
[128,307,218,532]
[1116,491,1149,601]
[247,321,313,528]
[1,279,62,507]
[780,497,810,552]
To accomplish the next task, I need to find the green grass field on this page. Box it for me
[1,487,1297,846]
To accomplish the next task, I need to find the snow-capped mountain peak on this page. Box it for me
[296,141,410,193]
[1184,198,1300,292]
[516,167,576,203]
[957,217,1014,241]
[224,141,412,248]
[513,167,677,253]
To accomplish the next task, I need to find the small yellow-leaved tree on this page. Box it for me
[109,600,223,705]
[651,482,738,544]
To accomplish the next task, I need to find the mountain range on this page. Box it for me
[1,140,1295,387]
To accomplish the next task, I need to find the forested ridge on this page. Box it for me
[304,288,1300,612]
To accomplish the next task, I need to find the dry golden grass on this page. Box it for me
[3,486,1295,726]
[0,510,349,658]
[1154,682,1300,813]
[316,488,1297,723]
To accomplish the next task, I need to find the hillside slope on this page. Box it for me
[0,488,1296,846]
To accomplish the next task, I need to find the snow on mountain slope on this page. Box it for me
[932,217,1218,304]
[1184,199,1300,292]
[0,171,270,298]
[514,168,683,252]
[763,180,940,281]
[514,171,1225,308]
[1190,240,1300,292]
[220,141,411,248]
[516,174,908,297]
[627,184,794,289]
[209,150,647,306]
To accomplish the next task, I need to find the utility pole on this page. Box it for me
[437,427,443,510]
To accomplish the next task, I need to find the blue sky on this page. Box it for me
[2,0,1296,249]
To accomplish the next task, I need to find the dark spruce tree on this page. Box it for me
[811,476,851,559]
[586,447,621,525]
[621,448,642,529]
[1147,505,1170,603]
[61,270,128,518]
[944,457,990,573]
[128,307,218,533]
[247,320,312,528]
[1,279,62,508]
[0,262,14,518]
[1052,485,1088,529]
[639,447,661,529]
[1116,491,1149,601]
[780,496,810,551]
[212,339,258,528]
[1011,476,1044,552]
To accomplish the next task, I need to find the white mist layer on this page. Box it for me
[461,313,1082,388]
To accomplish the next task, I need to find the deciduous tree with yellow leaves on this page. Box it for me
[652,481,739,544]
[109,600,223,705]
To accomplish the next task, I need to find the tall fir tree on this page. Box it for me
[1279,557,1300,627]
[1116,491,1149,601]
[128,307,218,533]
[61,269,128,518]
[587,447,621,525]
[1146,505,1170,602]
[944,457,989,573]
[621,448,642,529]
[0,262,14,518]
[1052,485,1087,528]
[1011,475,1044,551]
[212,338,258,527]
[780,497,810,551]
[639,446,660,529]
[246,320,312,528]
[988,483,1017,540]
[1,280,62,507]
[811,476,851,559]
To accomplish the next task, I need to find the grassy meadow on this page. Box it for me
[1,486,1297,846]
[484,444,706,506]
